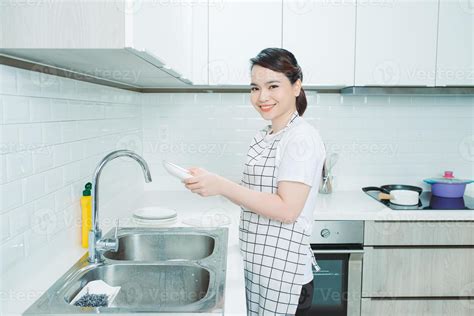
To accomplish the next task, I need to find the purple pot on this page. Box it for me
[429,195,465,209]
[430,183,467,198]
[424,171,473,198]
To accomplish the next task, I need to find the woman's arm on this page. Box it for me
[222,177,310,224]
[183,168,310,224]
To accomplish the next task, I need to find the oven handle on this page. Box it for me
[313,249,364,254]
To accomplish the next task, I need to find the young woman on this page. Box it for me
[183,48,326,315]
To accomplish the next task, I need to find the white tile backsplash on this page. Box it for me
[0,65,143,275]
[142,92,474,193]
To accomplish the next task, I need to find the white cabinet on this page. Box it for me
[355,0,439,86]
[282,0,356,86]
[436,0,474,86]
[132,1,208,84]
[208,0,282,85]
[0,0,194,87]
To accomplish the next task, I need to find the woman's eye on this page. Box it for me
[269,85,278,89]
[250,87,259,92]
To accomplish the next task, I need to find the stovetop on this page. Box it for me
[363,189,474,210]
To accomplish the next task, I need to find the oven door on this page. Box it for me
[309,248,363,316]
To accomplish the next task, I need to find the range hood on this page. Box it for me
[0,48,192,90]
[340,86,474,95]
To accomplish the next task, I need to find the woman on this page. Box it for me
[183,48,326,315]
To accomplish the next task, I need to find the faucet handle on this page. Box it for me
[114,219,119,239]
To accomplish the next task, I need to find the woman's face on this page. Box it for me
[250,65,301,121]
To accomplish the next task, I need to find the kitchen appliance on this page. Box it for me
[363,187,474,210]
[424,171,473,198]
[309,220,364,316]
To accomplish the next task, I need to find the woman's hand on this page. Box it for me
[183,167,225,197]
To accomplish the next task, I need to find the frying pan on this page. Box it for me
[363,185,423,206]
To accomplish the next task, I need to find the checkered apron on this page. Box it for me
[239,111,317,315]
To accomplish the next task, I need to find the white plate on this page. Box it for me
[162,160,192,180]
[133,216,177,227]
[133,207,177,220]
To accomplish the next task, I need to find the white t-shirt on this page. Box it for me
[264,116,326,284]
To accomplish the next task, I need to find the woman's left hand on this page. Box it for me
[183,167,225,197]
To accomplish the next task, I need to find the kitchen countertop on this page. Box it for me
[2,190,473,316]
[315,191,474,221]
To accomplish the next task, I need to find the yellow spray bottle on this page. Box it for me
[80,182,92,248]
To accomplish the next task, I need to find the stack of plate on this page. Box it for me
[132,207,178,227]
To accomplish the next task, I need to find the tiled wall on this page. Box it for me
[142,92,474,194]
[0,65,143,274]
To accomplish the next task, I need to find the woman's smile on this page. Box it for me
[258,103,276,112]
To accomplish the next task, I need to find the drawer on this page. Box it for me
[361,298,474,316]
[362,247,474,297]
[364,221,474,246]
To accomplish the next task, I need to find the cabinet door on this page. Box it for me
[209,0,282,85]
[362,247,474,297]
[282,0,356,86]
[355,0,438,86]
[133,1,194,80]
[361,298,474,316]
[0,0,125,48]
[436,0,474,86]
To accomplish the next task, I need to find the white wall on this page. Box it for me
[0,65,143,275]
[142,92,474,194]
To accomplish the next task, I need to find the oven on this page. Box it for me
[308,220,364,316]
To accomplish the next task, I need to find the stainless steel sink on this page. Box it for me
[24,227,228,315]
[104,232,215,261]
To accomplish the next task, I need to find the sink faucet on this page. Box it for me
[88,149,152,263]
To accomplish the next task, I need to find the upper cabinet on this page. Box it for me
[208,0,282,85]
[282,0,356,87]
[355,0,439,86]
[1,0,472,88]
[132,1,208,84]
[0,0,196,87]
[436,0,474,86]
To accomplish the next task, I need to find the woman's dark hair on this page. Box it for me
[250,48,307,116]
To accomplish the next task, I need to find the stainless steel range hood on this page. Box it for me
[340,86,474,95]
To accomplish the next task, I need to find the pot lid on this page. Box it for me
[424,171,473,185]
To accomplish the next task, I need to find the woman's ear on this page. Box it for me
[293,79,302,97]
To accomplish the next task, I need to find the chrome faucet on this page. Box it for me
[88,149,152,263]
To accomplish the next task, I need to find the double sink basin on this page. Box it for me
[24,227,228,315]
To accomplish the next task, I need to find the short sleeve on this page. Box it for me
[276,127,326,187]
